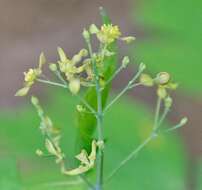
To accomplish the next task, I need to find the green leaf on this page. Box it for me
[133,0,202,94]
[0,158,22,190]
[75,8,117,152]
[0,91,187,189]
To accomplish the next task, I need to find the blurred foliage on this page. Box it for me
[0,90,186,189]
[0,159,21,190]
[197,159,202,190]
[133,0,202,94]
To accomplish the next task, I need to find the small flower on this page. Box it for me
[97,24,121,44]
[15,52,46,96]
[155,72,170,85]
[24,68,38,84]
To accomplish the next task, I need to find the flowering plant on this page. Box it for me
[15,7,187,190]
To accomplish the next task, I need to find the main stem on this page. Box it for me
[87,40,104,190]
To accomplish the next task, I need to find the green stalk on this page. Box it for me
[86,39,104,190]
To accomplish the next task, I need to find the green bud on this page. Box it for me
[164,96,172,108]
[82,28,90,41]
[76,105,86,113]
[39,52,46,69]
[79,49,88,57]
[31,96,39,106]
[180,117,188,125]
[15,86,30,96]
[139,62,146,71]
[156,72,170,85]
[49,63,57,72]
[122,56,130,68]
[140,74,154,86]
[69,78,80,95]
[157,87,167,99]
[57,47,67,62]
[36,149,44,156]
[89,24,99,34]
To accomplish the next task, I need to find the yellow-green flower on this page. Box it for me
[24,68,39,85]
[15,52,46,96]
[97,24,121,44]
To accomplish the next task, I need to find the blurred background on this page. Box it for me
[0,0,202,189]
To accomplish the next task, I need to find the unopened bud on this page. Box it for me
[82,29,90,41]
[164,96,173,108]
[36,149,44,156]
[69,78,80,95]
[157,87,167,99]
[180,117,188,125]
[122,56,130,68]
[156,72,170,85]
[140,74,154,86]
[76,105,86,113]
[31,96,39,106]
[49,63,57,72]
[139,62,146,71]
[89,24,99,34]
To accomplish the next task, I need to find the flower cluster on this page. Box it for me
[15,53,46,96]
[15,23,135,97]
[140,72,178,100]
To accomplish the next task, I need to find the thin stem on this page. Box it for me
[37,78,96,114]
[37,78,67,88]
[106,134,155,183]
[105,64,124,86]
[86,39,104,190]
[157,107,170,128]
[153,97,162,131]
[164,122,185,133]
[104,67,145,113]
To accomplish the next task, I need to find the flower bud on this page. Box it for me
[82,29,90,41]
[69,78,80,95]
[157,87,167,99]
[89,24,99,34]
[39,52,46,69]
[15,86,30,97]
[156,72,170,85]
[76,105,86,113]
[49,63,57,72]
[122,56,130,68]
[164,96,173,108]
[180,117,188,125]
[79,49,88,57]
[57,47,67,62]
[36,149,44,156]
[139,62,146,71]
[31,96,39,106]
[139,74,154,86]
